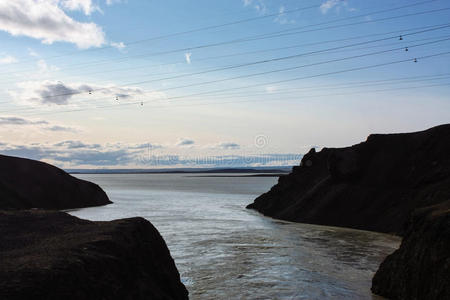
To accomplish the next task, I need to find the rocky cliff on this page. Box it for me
[247,124,450,235]
[371,200,450,299]
[0,210,189,300]
[0,154,111,209]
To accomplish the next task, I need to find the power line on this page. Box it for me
[2,0,438,69]
[157,51,450,102]
[3,22,449,84]
[4,4,448,77]
[18,82,450,117]
[12,50,450,117]
[1,4,320,67]
[5,71,450,114]
[136,38,450,92]
[18,26,450,103]
[209,73,450,98]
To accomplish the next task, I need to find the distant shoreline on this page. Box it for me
[187,174,286,177]
[68,167,293,175]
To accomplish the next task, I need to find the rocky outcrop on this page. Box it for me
[0,154,111,209]
[247,124,450,235]
[0,210,189,300]
[371,200,450,299]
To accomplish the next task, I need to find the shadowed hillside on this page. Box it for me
[0,154,111,209]
[247,124,450,235]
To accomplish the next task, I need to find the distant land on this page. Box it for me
[67,166,293,175]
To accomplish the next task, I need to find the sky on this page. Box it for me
[0,0,449,168]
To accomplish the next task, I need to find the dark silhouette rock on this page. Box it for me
[372,200,450,299]
[0,154,111,209]
[247,124,450,235]
[0,210,189,300]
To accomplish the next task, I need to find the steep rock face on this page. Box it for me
[0,154,111,209]
[372,200,450,299]
[0,210,189,300]
[247,124,450,234]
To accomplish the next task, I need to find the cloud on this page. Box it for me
[0,115,79,132]
[45,125,79,132]
[185,52,192,64]
[0,0,106,48]
[0,54,17,64]
[265,86,278,93]
[0,139,302,168]
[10,80,149,106]
[176,138,195,147]
[320,0,350,14]
[37,59,60,73]
[60,0,100,15]
[0,116,47,125]
[111,41,126,50]
[242,0,266,14]
[274,6,295,25]
[54,140,101,149]
[36,81,77,105]
[127,143,163,150]
[0,141,160,167]
[212,142,241,150]
[106,0,123,5]
[28,48,39,57]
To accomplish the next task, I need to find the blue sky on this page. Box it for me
[0,0,449,168]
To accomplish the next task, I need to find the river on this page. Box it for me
[69,173,400,300]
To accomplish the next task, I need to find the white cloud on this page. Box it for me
[254,2,267,14]
[111,41,126,50]
[320,0,350,14]
[0,54,17,64]
[242,0,266,14]
[60,0,99,15]
[0,0,106,48]
[37,59,60,73]
[185,52,192,64]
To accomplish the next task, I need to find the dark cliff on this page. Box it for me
[247,124,450,235]
[371,200,450,299]
[0,210,189,300]
[0,154,111,209]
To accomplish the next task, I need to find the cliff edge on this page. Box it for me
[247,124,450,235]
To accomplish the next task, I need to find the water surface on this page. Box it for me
[70,173,400,300]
